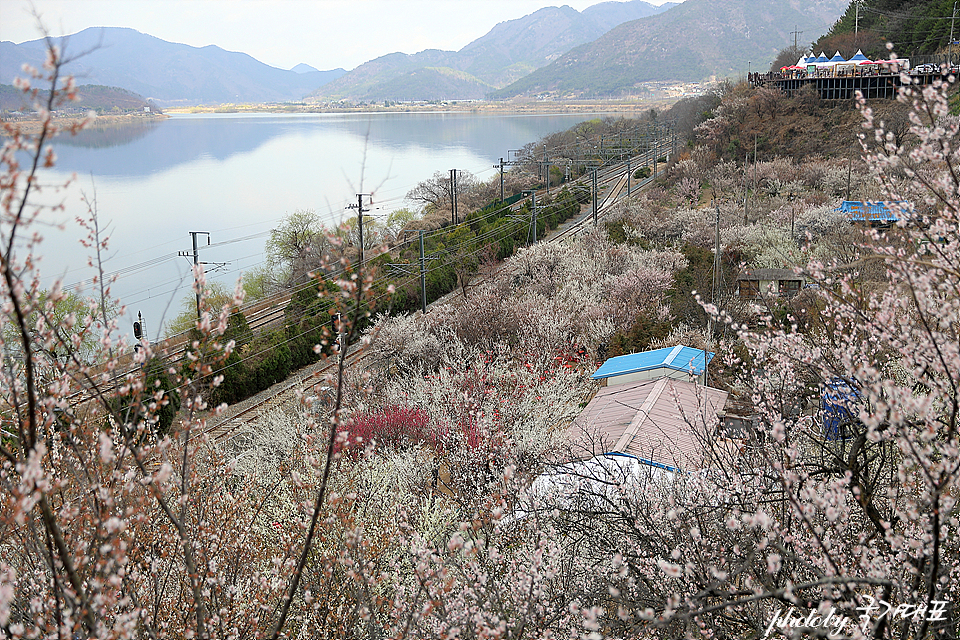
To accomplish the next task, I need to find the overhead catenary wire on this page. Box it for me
[82,130,673,404]
[57,127,638,306]
[108,125,667,346]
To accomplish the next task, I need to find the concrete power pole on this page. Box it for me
[791,26,803,50]
[347,194,370,269]
[592,168,599,226]
[950,2,957,66]
[530,191,537,244]
[179,231,210,320]
[448,169,460,225]
[498,158,505,202]
[419,231,427,314]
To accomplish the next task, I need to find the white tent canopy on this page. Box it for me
[849,49,871,63]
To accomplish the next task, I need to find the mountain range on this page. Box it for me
[0,27,346,106]
[311,0,675,102]
[494,0,848,98]
[0,0,848,106]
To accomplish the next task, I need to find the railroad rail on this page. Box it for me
[193,138,674,443]
[53,129,674,445]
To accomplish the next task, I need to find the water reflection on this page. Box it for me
[49,112,593,178]
[56,119,164,149]
[34,111,596,334]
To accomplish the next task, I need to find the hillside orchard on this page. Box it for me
[1,42,958,638]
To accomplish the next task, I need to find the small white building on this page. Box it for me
[737,268,804,300]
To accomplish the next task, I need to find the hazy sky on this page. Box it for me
[1,0,675,72]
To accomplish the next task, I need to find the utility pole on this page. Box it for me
[712,201,721,310]
[387,235,435,315]
[707,199,721,388]
[791,26,803,50]
[749,135,758,221]
[419,231,427,314]
[497,158,505,202]
[346,194,370,269]
[527,191,537,244]
[950,2,957,66]
[592,167,599,226]
[626,158,632,196]
[448,169,459,225]
[743,153,750,224]
[179,231,210,320]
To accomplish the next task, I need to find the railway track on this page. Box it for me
[194,142,674,441]
[193,345,371,446]
[60,137,674,443]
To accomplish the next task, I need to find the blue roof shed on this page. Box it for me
[836,200,906,224]
[593,345,714,385]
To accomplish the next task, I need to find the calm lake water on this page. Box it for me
[31,111,598,337]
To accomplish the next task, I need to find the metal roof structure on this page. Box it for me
[568,378,729,471]
[836,200,907,224]
[592,345,713,380]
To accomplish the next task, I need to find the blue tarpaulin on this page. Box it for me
[822,379,860,441]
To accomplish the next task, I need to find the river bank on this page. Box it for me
[165,99,672,116]
[1,112,169,136]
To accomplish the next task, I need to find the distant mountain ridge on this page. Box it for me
[310,0,675,102]
[0,83,157,113]
[0,0,849,106]
[493,0,848,98]
[290,63,321,74]
[0,27,346,106]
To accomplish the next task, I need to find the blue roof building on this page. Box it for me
[836,200,907,224]
[593,345,714,386]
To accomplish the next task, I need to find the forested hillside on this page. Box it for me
[0,83,158,113]
[816,0,960,59]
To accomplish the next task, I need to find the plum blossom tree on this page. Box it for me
[6,26,960,640]
[524,73,960,639]
[0,37,384,639]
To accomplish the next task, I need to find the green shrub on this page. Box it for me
[111,356,181,437]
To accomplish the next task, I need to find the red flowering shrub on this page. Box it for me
[342,405,433,453]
